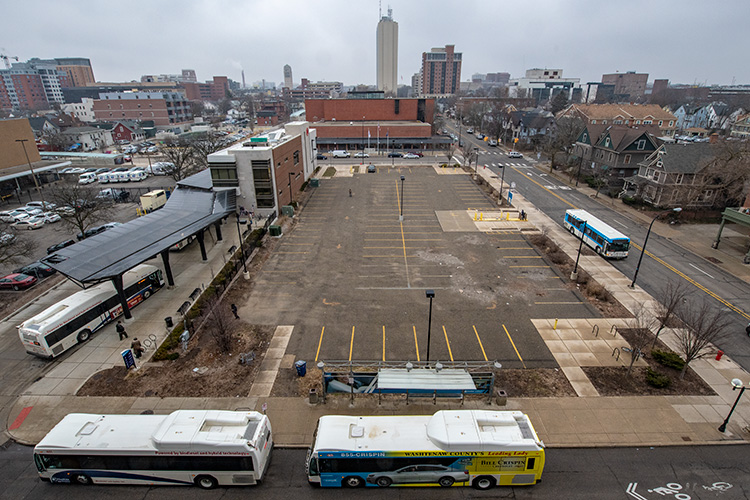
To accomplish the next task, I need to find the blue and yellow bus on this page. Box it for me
[563,209,630,258]
[306,410,545,490]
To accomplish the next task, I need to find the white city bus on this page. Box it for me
[34,410,273,489]
[563,209,630,258]
[307,410,545,490]
[18,264,164,359]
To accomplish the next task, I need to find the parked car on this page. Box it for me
[146,146,159,153]
[1,232,16,245]
[403,153,420,159]
[55,206,75,216]
[15,207,43,217]
[26,201,57,211]
[354,152,369,158]
[331,150,350,158]
[0,273,38,291]
[76,222,122,240]
[78,173,97,184]
[94,168,111,174]
[67,167,86,174]
[12,217,45,230]
[0,210,30,223]
[316,153,327,160]
[42,212,61,223]
[508,151,523,159]
[14,261,56,279]
[406,151,424,157]
[388,152,403,158]
[467,128,474,134]
[47,239,76,254]
[367,164,376,173]
[488,140,498,147]
[96,188,130,201]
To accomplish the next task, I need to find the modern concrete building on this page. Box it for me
[420,45,462,97]
[61,97,95,122]
[376,8,398,95]
[509,68,580,102]
[283,64,293,90]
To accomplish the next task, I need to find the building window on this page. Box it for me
[608,153,613,162]
[293,151,300,165]
[624,154,631,164]
[582,133,588,142]
[644,120,652,124]
[637,139,646,150]
[658,120,663,126]
[669,121,674,126]
[675,173,684,184]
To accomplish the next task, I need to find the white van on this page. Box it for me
[128,169,147,182]
[78,173,97,184]
[97,172,110,184]
[331,150,350,158]
[115,171,131,182]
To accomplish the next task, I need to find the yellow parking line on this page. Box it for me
[472,325,488,361]
[315,326,325,362]
[349,326,355,362]
[382,326,386,361]
[503,324,526,368]
[442,325,454,362]
[413,325,420,361]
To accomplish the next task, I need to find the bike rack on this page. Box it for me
[592,324,599,337]
[610,324,618,337]
[612,347,620,361]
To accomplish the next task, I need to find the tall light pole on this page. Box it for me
[499,165,507,206]
[399,175,405,221]
[473,147,479,176]
[235,211,249,279]
[425,290,435,362]
[630,208,682,288]
[718,378,747,432]
[16,139,44,205]
[361,116,365,165]
[571,221,587,281]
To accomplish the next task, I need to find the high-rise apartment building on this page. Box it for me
[0,59,66,111]
[283,65,293,89]
[54,58,96,87]
[419,45,462,97]
[376,8,398,95]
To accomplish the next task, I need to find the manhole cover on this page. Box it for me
[705,256,723,264]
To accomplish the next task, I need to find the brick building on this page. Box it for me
[419,45,462,97]
[54,58,95,87]
[182,76,229,101]
[92,91,192,126]
[601,72,649,102]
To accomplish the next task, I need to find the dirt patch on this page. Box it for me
[495,368,577,398]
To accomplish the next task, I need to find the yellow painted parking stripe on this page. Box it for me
[315,326,325,362]
[349,326,355,362]
[382,326,386,361]
[413,325,420,361]
[503,324,526,368]
[442,325,454,362]
[472,325,488,361]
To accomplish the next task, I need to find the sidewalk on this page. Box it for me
[4,165,750,449]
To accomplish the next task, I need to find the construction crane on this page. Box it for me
[1,53,19,69]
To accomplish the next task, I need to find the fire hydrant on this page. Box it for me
[716,350,724,361]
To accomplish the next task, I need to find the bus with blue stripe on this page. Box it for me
[306,410,545,490]
[563,209,630,258]
[34,410,273,489]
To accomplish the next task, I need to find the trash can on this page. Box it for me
[269,225,282,237]
[310,178,320,187]
[165,317,173,328]
[295,360,307,377]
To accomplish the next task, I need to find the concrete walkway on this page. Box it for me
[4,163,750,449]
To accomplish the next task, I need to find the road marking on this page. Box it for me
[349,326,355,362]
[503,324,526,368]
[396,180,412,289]
[413,325,420,361]
[473,325,488,361]
[442,325,454,361]
[613,219,628,228]
[689,263,715,279]
[382,326,386,361]
[508,164,576,208]
[9,407,33,430]
[315,327,325,362]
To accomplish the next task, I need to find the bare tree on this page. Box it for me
[462,144,478,171]
[651,279,690,348]
[675,299,731,379]
[160,139,197,182]
[0,224,36,265]
[203,294,237,354]
[624,303,655,377]
[190,132,226,171]
[47,179,114,239]
[444,142,457,166]
[42,130,74,151]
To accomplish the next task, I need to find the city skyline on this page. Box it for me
[3,0,749,88]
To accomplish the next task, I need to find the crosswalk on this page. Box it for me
[483,162,531,169]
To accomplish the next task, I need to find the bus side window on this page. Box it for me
[526,457,536,470]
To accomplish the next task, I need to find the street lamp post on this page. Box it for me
[425,290,435,362]
[499,164,507,206]
[630,208,682,288]
[361,116,365,165]
[473,147,479,177]
[16,139,45,205]
[571,221,587,281]
[399,175,405,221]
[718,378,747,433]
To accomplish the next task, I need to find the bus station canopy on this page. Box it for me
[42,173,235,284]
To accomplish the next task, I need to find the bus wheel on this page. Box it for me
[143,290,151,299]
[77,330,91,343]
[472,476,496,490]
[194,475,218,489]
[376,477,392,487]
[342,476,364,488]
[438,476,455,487]
[595,247,602,255]
[73,474,92,485]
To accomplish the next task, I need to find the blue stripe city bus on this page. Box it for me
[34,410,273,489]
[563,209,630,258]
[306,410,545,490]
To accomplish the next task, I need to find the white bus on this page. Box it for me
[306,410,545,490]
[563,209,630,258]
[18,264,164,359]
[34,410,273,489]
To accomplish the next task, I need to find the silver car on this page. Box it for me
[367,464,469,487]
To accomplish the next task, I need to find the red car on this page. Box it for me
[0,273,38,291]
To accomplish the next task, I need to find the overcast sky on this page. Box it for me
[4,0,749,88]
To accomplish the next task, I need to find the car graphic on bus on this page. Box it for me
[366,464,469,487]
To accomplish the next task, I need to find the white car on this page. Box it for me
[13,217,45,230]
[0,210,30,223]
[354,152,369,158]
[42,212,61,223]
[16,207,44,217]
[26,201,57,211]
[508,151,523,159]
[403,153,420,159]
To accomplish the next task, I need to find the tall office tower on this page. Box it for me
[283,65,293,89]
[376,7,398,95]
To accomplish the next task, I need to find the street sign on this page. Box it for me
[511,182,516,189]
[508,191,513,203]
[122,349,135,369]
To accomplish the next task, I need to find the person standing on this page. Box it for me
[116,320,128,340]
[131,338,143,358]
[231,304,239,319]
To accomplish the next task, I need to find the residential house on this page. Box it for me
[572,124,661,193]
[61,126,113,151]
[61,97,95,123]
[501,109,555,146]
[110,121,146,143]
[624,143,720,208]
[557,103,677,137]
[673,104,700,130]
[730,113,750,139]
[27,117,60,138]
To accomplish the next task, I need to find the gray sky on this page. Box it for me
[4,0,749,87]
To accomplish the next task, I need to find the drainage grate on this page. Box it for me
[681,436,692,441]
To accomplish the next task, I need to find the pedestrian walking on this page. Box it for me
[520,210,526,221]
[349,188,352,197]
[116,320,128,340]
[746,323,750,337]
[131,338,144,358]
[231,304,239,319]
